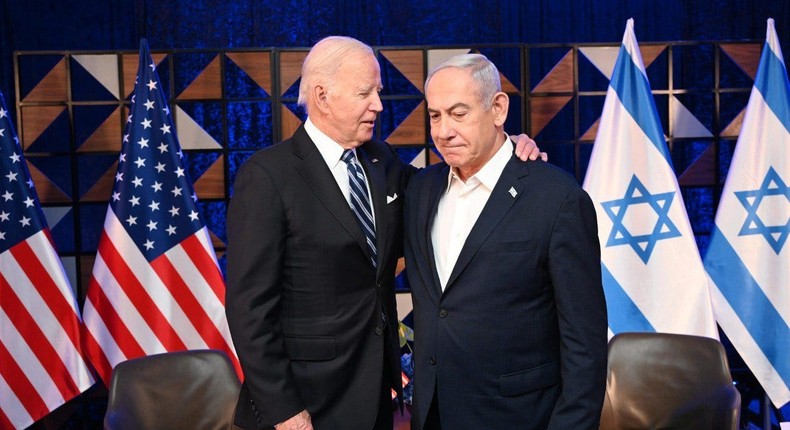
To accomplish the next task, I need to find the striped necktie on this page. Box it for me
[341,149,377,268]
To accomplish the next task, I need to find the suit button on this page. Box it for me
[438,309,448,318]
[376,282,382,289]
[375,326,384,336]
[429,356,437,365]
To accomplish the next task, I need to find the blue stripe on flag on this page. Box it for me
[754,44,790,134]
[601,262,656,334]
[610,45,672,165]
[706,226,790,387]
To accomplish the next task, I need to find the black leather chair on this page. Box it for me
[599,332,741,430]
[104,349,241,430]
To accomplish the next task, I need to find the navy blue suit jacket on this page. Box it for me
[226,124,415,429]
[404,157,607,430]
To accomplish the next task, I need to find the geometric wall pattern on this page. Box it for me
[14,41,760,301]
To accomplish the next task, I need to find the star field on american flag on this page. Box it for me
[111,47,203,261]
[0,93,46,254]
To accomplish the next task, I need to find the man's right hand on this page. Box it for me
[275,409,313,430]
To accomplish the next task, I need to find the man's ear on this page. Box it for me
[492,92,509,127]
[313,85,331,114]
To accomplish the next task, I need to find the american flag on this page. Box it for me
[0,90,94,429]
[81,40,240,385]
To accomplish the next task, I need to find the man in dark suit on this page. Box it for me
[226,37,543,430]
[404,53,608,430]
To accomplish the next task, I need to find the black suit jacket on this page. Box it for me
[226,124,416,429]
[404,157,607,430]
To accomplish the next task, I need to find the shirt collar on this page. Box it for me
[305,117,348,169]
[445,133,513,192]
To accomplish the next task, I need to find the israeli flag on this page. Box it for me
[583,19,718,338]
[704,18,790,408]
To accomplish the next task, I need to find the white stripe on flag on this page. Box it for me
[81,299,127,369]
[2,252,88,387]
[0,373,32,430]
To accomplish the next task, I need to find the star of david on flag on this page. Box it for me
[704,18,790,408]
[583,19,718,338]
[601,175,681,263]
[0,91,94,429]
[81,40,240,385]
[734,167,789,254]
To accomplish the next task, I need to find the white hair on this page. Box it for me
[297,36,375,108]
[425,53,501,109]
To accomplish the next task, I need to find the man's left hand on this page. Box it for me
[511,134,547,162]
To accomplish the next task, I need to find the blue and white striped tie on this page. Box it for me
[341,149,377,268]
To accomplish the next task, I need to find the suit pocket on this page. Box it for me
[283,335,336,361]
[499,361,560,397]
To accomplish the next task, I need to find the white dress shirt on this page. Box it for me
[304,118,375,228]
[432,134,513,290]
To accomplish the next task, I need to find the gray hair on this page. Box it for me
[297,36,375,107]
[425,53,501,109]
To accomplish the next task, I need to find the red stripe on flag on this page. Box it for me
[80,328,112,387]
[97,231,187,351]
[0,406,14,430]
[0,341,48,424]
[179,234,226,304]
[85,275,145,365]
[10,240,84,353]
[0,272,79,400]
[149,253,242,377]
[149,254,226,347]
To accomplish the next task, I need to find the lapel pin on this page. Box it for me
[371,158,379,163]
[508,187,517,198]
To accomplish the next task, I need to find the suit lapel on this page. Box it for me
[425,164,450,299]
[444,157,529,291]
[292,126,371,260]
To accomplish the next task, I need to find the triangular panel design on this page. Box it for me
[21,105,66,149]
[178,55,222,99]
[721,108,745,137]
[23,58,67,102]
[533,50,573,93]
[78,106,122,152]
[530,96,572,136]
[409,148,427,169]
[123,53,167,97]
[279,52,308,96]
[499,71,518,93]
[193,155,225,199]
[427,49,471,74]
[80,161,117,202]
[670,96,713,138]
[380,50,424,93]
[175,106,222,149]
[226,51,272,96]
[72,54,120,99]
[678,143,715,186]
[581,117,601,141]
[281,105,303,140]
[721,43,761,80]
[385,101,426,145]
[579,47,619,79]
[42,206,71,228]
[209,229,226,248]
[640,45,666,69]
[27,161,71,203]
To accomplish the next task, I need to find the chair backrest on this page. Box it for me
[599,332,741,430]
[104,349,241,430]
